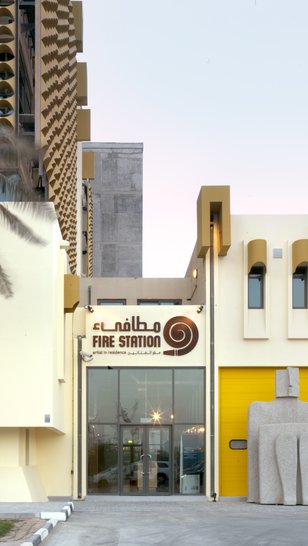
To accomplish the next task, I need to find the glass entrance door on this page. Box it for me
[121,425,171,495]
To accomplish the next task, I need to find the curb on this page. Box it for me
[20,502,74,546]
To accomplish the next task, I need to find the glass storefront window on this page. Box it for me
[87,368,205,495]
[120,369,173,424]
[173,424,205,494]
[88,424,118,494]
[174,369,204,423]
[88,368,118,423]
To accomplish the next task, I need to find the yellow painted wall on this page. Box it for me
[0,429,47,501]
[0,203,73,500]
[36,430,73,497]
[219,367,308,496]
[36,312,75,497]
[0,204,66,431]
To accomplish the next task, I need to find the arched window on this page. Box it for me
[293,266,307,309]
[248,265,265,309]
[247,239,267,309]
[292,240,308,309]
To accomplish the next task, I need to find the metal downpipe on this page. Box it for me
[88,284,92,306]
[77,335,83,498]
[210,221,216,500]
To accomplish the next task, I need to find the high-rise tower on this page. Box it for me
[0,0,91,274]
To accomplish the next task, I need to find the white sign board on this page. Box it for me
[84,305,205,366]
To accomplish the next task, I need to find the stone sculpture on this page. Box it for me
[247,367,308,505]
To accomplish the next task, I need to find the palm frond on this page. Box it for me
[1,174,33,201]
[0,129,17,171]
[0,265,13,298]
[0,127,53,215]
[0,204,46,245]
[11,200,57,222]
[0,176,56,222]
[0,127,38,171]
[0,174,21,200]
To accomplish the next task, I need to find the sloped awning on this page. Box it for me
[292,239,308,273]
[248,239,267,273]
[64,274,80,313]
[197,185,231,258]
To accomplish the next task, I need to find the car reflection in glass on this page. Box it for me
[92,466,118,487]
[184,461,204,485]
[92,461,175,490]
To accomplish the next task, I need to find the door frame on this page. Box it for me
[119,424,172,496]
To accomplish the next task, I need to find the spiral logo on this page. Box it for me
[163,316,199,356]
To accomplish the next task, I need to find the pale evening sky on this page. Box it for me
[80,0,308,277]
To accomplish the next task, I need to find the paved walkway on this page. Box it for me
[1,497,308,545]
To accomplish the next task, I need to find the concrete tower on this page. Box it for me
[83,142,143,277]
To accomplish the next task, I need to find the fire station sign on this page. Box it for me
[84,305,205,365]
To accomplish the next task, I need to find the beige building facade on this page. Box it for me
[0,202,76,500]
[2,184,308,501]
[74,185,308,500]
[0,3,307,503]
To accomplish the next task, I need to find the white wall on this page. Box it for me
[217,215,308,367]
[0,203,67,431]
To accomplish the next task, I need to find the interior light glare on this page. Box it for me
[151,411,162,423]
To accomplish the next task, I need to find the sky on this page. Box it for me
[80,0,308,277]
